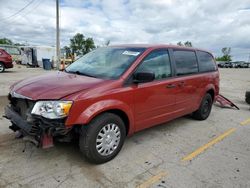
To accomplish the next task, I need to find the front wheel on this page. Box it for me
[192,93,213,120]
[79,113,126,164]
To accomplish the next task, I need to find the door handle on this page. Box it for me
[166,84,176,89]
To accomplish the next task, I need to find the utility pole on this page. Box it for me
[56,0,60,70]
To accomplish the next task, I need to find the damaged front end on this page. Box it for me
[4,94,74,148]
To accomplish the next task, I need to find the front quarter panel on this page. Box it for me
[65,98,134,135]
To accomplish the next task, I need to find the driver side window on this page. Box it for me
[136,49,172,80]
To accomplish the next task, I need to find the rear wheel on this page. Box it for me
[0,62,5,73]
[192,93,213,120]
[79,113,126,164]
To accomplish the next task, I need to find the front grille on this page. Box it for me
[9,94,35,120]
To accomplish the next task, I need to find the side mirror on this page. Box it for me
[133,72,155,83]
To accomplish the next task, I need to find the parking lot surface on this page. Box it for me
[0,66,250,188]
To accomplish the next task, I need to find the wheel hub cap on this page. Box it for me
[203,100,210,114]
[96,123,121,156]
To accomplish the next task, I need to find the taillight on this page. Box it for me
[7,56,12,61]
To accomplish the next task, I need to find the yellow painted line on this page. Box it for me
[136,172,167,188]
[240,118,250,126]
[182,128,236,161]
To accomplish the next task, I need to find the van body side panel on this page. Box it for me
[173,74,204,114]
[132,78,178,132]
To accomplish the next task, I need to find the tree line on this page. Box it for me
[0,36,232,61]
[0,33,96,59]
[215,47,232,62]
[0,38,25,46]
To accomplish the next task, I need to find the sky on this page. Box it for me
[0,0,250,60]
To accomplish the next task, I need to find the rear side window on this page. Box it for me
[173,50,198,76]
[197,51,216,72]
[136,49,171,80]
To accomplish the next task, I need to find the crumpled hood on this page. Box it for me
[11,71,107,100]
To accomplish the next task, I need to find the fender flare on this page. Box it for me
[198,85,215,106]
[205,84,216,100]
[75,99,135,135]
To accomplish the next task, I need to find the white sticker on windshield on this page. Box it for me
[122,51,140,56]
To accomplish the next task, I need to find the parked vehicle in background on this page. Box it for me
[231,62,240,68]
[223,62,232,68]
[0,49,13,73]
[217,61,226,68]
[239,61,250,68]
[218,61,250,68]
[0,45,21,64]
[4,44,219,164]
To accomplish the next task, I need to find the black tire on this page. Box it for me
[79,113,126,164]
[192,93,213,120]
[0,62,5,73]
[246,91,250,105]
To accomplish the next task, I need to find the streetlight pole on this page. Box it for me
[56,0,60,70]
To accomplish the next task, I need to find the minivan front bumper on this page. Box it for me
[5,105,32,134]
[4,105,72,148]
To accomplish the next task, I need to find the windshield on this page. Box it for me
[65,47,145,79]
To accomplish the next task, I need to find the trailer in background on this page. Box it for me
[20,46,56,67]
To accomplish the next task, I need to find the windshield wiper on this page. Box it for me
[65,70,96,78]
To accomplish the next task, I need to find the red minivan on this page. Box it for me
[0,49,13,73]
[5,45,219,163]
